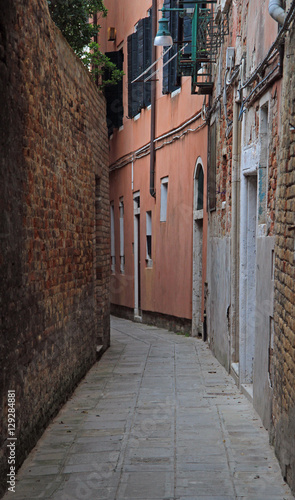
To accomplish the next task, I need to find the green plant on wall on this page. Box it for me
[47,0,123,87]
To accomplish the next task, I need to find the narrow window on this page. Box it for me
[110,202,115,274]
[208,121,216,211]
[119,198,125,274]
[146,211,152,267]
[197,167,204,210]
[160,177,169,222]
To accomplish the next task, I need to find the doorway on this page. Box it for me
[192,160,204,338]
[133,192,141,319]
[244,174,257,383]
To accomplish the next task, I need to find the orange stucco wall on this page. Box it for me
[101,0,208,322]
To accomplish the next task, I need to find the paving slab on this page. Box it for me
[3,316,294,500]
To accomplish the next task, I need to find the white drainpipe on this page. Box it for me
[269,0,286,25]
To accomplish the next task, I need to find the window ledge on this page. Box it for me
[134,112,141,121]
[194,209,203,220]
[171,87,181,98]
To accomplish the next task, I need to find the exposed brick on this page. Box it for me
[0,0,110,495]
[272,10,295,494]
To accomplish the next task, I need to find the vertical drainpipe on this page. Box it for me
[231,99,241,370]
[150,0,157,198]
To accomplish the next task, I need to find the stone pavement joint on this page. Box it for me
[4,316,294,500]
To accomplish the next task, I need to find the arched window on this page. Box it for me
[194,160,204,213]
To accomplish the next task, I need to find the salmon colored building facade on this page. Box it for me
[99,0,208,334]
[100,1,295,493]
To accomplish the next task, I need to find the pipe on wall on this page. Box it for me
[150,0,157,198]
[230,98,241,369]
[269,0,286,25]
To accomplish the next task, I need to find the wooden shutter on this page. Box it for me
[162,0,170,94]
[137,19,145,110]
[169,5,180,93]
[104,50,124,135]
[128,32,141,118]
[162,0,180,94]
[143,15,152,107]
[183,2,192,56]
[127,34,133,118]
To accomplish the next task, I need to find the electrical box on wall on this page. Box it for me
[226,47,235,69]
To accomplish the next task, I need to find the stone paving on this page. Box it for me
[4,316,294,500]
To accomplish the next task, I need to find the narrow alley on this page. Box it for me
[5,317,293,500]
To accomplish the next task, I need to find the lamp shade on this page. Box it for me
[154,17,173,46]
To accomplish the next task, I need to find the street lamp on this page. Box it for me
[154,14,173,46]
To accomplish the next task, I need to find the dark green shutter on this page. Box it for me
[169,4,180,92]
[104,50,123,136]
[162,0,170,94]
[143,15,152,107]
[128,32,141,118]
[137,19,144,110]
[128,17,152,116]
[127,34,133,118]
[162,0,180,94]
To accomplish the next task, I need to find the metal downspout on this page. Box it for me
[150,0,157,198]
[231,99,241,371]
[269,0,286,25]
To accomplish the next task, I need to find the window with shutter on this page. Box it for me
[104,50,124,136]
[128,32,141,118]
[143,16,152,107]
[182,2,192,56]
[128,15,152,118]
[162,0,181,95]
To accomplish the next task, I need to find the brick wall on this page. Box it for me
[272,14,295,495]
[0,0,110,495]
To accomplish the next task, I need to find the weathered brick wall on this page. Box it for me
[272,13,295,495]
[0,0,110,495]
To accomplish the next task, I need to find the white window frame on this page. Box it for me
[146,211,152,267]
[160,177,169,222]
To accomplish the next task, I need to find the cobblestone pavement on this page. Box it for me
[5,316,294,500]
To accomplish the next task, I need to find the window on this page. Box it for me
[208,121,216,211]
[104,49,124,136]
[119,198,125,274]
[197,168,204,210]
[110,202,115,274]
[128,15,152,118]
[146,211,152,266]
[162,0,187,94]
[160,177,169,222]
[194,163,204,212]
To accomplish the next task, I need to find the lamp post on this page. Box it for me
[154,14,173,46]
